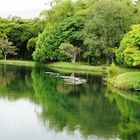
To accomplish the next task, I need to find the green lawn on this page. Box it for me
[0,60,36,67]
[109,72,140,91]
[48,62,107,73]
[0,60,107,74]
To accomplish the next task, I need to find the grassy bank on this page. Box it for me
[0,60,37,67]
[48,62,107,73]
[108,72,140,91]
[0,60,107,75]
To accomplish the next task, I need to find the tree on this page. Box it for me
[0,38,17,60]
[33,15,85,62]
[116,24,140,67]
[40,0,88,25]
[4,18,45,59]
[40,0,75,24]
[83,0,131,64]
[6,23,34,58]
[59,43,81,63]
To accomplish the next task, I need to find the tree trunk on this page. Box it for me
[71,53,77,63]
[4,54,7,60]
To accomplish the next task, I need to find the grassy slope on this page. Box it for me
[109,72,140,91]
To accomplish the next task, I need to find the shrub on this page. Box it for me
[108,63,120,78]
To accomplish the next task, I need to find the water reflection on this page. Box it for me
[32,68,120,138]
[105,87,140,140]
[0,64,139,140]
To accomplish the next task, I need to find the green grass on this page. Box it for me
[48,62,107,73]
[0,60,107,75]
[109,72,140,91]
[49,67,104,75]
[0,60,37,67]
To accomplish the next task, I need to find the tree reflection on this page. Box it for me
[105,87,140,140]
[0,64,35,101]
[31,68,120,138]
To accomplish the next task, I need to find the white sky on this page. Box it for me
[0,0,50,18]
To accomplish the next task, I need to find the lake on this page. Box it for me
[0,64,140,140]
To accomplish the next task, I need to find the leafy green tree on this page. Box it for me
[6,23,34,58]
[116,24,140,67]
[33,16,85,62]
[40,0,74,24]
[59,43,81,63]
[40,0,88,24]
[0,38,17,60]
[1,17,45,59]
[84,0,131,64]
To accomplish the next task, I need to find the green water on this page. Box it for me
[0,64,140,140]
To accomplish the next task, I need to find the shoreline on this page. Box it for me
[106,72,140,92]
[0,60,107,74]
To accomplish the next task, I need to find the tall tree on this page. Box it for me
[33,15,85,62]
[83,0,131,64]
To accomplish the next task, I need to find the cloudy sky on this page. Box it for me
[0,0,50,19]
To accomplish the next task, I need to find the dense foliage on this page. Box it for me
[116,24,140,67]
[0,17,45,59]
[33,15,85,62]
[0,0,140,66]
[83,0,131,64]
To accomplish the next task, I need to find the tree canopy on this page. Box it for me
[116,24,140,67]
[0,0,140,65]
[83,0,131,64]
[33,15,85,62]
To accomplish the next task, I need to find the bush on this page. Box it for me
[108,63,120,78]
